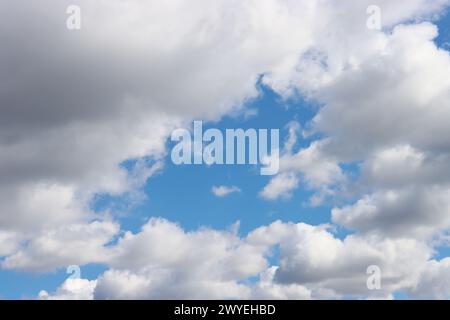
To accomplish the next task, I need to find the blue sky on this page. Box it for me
[1,1,450,300]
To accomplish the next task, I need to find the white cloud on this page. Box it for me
[283,121,301,154]
[211,185,241,197]
[39,278,97,300]
[263,7,450,239]
[332,187,450,238]
[0,231,22,257]
[408,258,450,299]
[251,267,312,299]
[0,0,318,238]
[35,219,441,299]
[95,218,268,299]
[259,172,300,200]
[2,221,119,272]
[260,139,345,203]
[2,0,450,300]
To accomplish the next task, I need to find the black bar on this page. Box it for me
[0,300,445,318]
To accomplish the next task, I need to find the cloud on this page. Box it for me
[330,145,450,238]
[251,267,312,299]
[260,137,345,203]
[408,258,450,299]
[37,218,441,299]
[95,218,268,299]
[283,121,301,154]
[264,14,450,237]
[212,185,241,197]
[259,173,300,200]
[333,186,450,238]
[0,0,318,238]
[247,220,432,298]
[0,231,22,257]
[107,218,267,277]
[2,221,119,272]
[309,23,450,159]
[39,279,97,300]
[2,0,450,300]
[50,265,313,300]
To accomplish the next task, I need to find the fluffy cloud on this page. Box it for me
[408,258,450,299]
[0,231,22,257]
[0,0,317,237]
[250,267,312,299]
[261,132,345,203]
[95,218,268,299]
[107,218,267,277]
[309,23,450,238]
[2,221,119,272]
[39,279,97,300]
[261,4,450,240]
[247,221,432,298]
[259,172,300,200]
[37,219,439,299]
[332,186,450,238]
[308,23,450,159]
[2,0,450,300]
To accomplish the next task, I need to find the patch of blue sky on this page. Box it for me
[435,7,450,48]
[433,245,450,260]
[94,84,334,237]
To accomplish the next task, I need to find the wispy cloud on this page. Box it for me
[212,185,241,197]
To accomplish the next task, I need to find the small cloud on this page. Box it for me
[284,121,301,154]
[212,185,241,197]
[259,172,299,201]
[228,220,241,235]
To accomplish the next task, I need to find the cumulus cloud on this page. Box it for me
[95,218,268,299]
[247,221,432,298]
[408,258,450,299]
[2,221,119,272]
[332,187,450,238]
[0,0,317,237]
[261,136,345,203]
[259,173,300,200]
[39,279,97,300]
[2,0,450,300]
[0,231,22,257]
[307,22,450,238]
[261,4,450,239]
[36,219,438,299]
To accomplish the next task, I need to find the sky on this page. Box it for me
[0,0,450,300]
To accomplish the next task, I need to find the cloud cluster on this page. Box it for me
[41,219,436,299]
[1,0,450,299]
[1,0,316,235]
